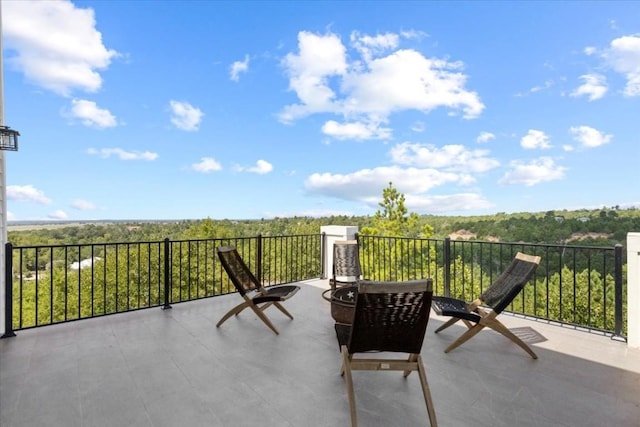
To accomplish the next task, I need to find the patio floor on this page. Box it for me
[1,279,639,427]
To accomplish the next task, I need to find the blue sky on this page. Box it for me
[2,1,639,221]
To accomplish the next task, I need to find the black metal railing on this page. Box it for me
[2,232,627,339]
[2,234,322,336]
[357,235,626,338]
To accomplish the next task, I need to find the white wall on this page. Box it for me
[320,225,358,280]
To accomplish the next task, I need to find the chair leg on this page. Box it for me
[403,354,417,378]
[341,346,358,427]
[340,352,352,376]
[273,301,294,319]
[434,317,460,333]
[417,355,438,427]
[486,319,538,359]
[216,302,249,327]
[444,324,485,353]
[250,305,280,335]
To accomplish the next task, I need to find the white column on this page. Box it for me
[320,225,358,280]
[627,232,640,349]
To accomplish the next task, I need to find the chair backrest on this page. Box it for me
[217,246,260,296]
[479,252,541,314]
[347,279,433,354]
[333,240,362,280]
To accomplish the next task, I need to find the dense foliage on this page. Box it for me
[9,206,638,248]
[443,208,640,245]
[6,187,634,335]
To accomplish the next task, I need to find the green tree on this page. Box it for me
[361,182,433,238]
[359,182,436,281]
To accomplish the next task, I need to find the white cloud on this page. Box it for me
[603,35,640,97]
[570,74,608,101]
[279,30,484,139]
[477,131,495,143]
[404,193,494,213]
[169,100,204,131]
[569,125,613,148]
[3,0,118,96]
[520,129,551,149]
[235,160,274,174]
[280,31,348,122]
[390,142,499,173]
[71,199,96,210]
[87,147,158,161]
[305,166,464,201]
[304,165,492,214]
[48,210,69,220]
[399,29,428,41]
[350,31,400,61]
[499,157,566,186]
[7,185,52,204]
[321,120,392,140]
[529,80,554,93]
[68,99,117,128]
[250,160,273,174]
[343,49,483,118]
[192,157,222,173]
[304,139,502,210]
[230,55,250,82]
[7,211,16,221]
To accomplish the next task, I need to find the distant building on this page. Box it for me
[449,229,477,240]
[70,257,102,270]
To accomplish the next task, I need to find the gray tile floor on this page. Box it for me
[1,279,639,427]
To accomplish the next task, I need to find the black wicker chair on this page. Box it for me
[431,252,541,358]
[331,240,362,290]
[216,246,300,335]
[335,279,437,427]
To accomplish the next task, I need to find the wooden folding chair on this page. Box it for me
[431,252,541,358]
[216,246,300,335]
[335,279,437,427]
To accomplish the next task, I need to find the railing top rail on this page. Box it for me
[10,233,324,250]
[8,240,169,250]
[358,235,620,251]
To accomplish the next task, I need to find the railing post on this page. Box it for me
[1,242,15,338]
[443,237,451,297]
[257,234,262,284]
[614,244,624,338]
[162,238,172,310]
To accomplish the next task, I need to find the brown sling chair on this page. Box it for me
[216,246,300,335]
[335,279,438,427]
[431,252,541,359]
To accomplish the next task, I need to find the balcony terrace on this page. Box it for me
[2,279,639,427]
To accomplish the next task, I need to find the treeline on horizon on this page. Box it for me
[8,206,640,248]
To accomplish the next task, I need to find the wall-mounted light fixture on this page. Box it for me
[0,126,19,151]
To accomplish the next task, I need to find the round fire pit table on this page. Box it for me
[322,285,357,324]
